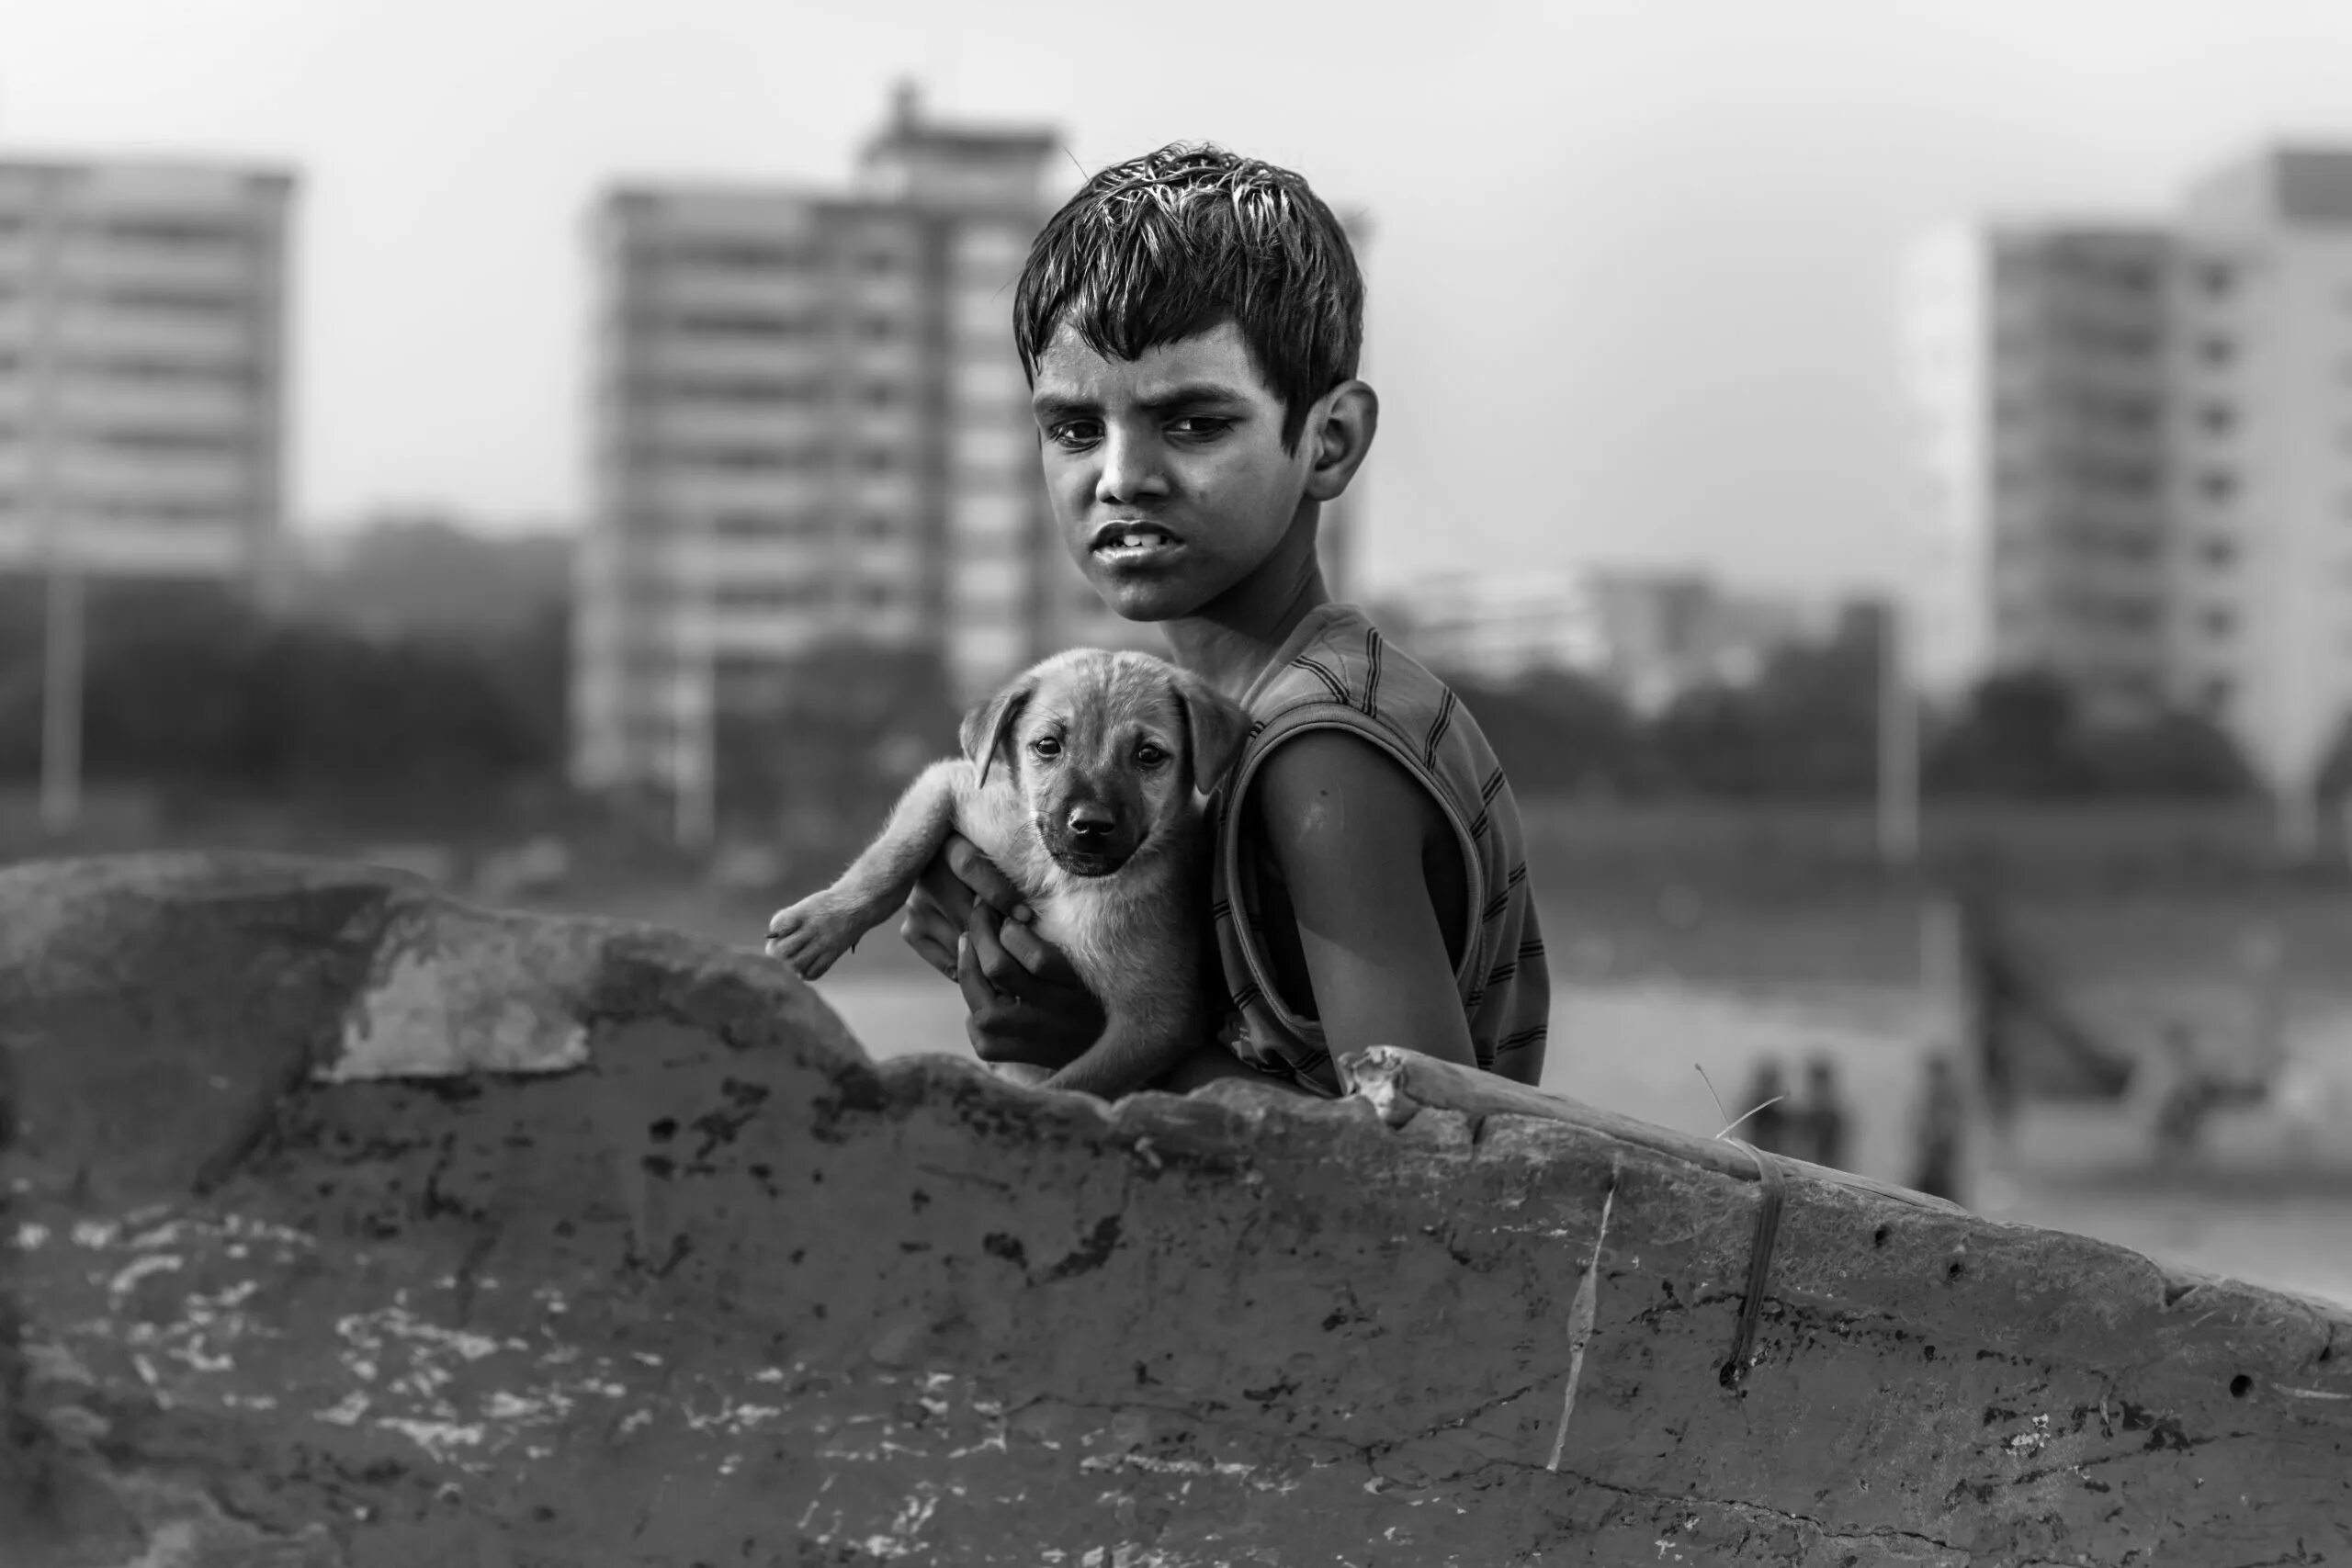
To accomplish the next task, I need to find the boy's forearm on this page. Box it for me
[1313,973,1480,1072]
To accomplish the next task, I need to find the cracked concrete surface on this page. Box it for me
[3,852,2350,1565]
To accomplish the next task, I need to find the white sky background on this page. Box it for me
[8,0,2352,596]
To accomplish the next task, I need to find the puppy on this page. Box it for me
[764,648,1248,1099]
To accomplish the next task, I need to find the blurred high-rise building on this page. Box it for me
[2167,148,2352,842]
[1382,566,1606,682]
[1379,565,1840,709]
[0,159,293,592]
[1905,148,2352,843]
[1901,223,2173,721]
[576,91,1066,841]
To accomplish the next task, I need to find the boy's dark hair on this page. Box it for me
[1014,143,1364,453]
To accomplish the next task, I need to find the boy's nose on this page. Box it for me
[1094,431,1165,504]
[1067,802,1115,840]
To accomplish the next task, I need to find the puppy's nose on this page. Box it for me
[1067,802,1115,841]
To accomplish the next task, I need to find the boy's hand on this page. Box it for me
[897,831,1104,1069]
[955,901,1106,1071]
[899,831,1033,978]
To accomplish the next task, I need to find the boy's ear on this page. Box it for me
[1169,670,1250,793]
[960,677,1035,789]
[1303,379,1379,504]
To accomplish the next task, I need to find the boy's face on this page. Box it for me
[1029,321,1317,623]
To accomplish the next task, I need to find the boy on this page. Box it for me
[898,143,1549,1098]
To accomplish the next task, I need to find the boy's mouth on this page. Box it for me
[1090,521,1183,565]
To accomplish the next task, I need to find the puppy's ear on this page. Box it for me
[1170,670,1250,793]
[959,677,1035,789]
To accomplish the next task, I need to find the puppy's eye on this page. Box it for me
[1031,736,1062,759]
[1135,742,1169,768]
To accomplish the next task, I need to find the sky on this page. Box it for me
[11,0,2352,597]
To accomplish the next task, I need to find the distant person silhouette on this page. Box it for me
[1909,1053,1967,1204]
[1736,1057,1793,1155]
[1792,1054,1851,1170]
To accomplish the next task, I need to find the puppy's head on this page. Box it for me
[960,650,1250,878]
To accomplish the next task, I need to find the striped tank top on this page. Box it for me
[1206,602,1551,1097]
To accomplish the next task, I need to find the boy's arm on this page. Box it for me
[1252,729,1481,1071]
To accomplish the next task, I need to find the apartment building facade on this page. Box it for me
[571,89,1155,843]
[1901,223,2174,718]
[1906,150,2352,838]
[0,158,292,590]
[2165,149,2352,838]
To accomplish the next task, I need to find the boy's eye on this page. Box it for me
[1169,417,1232,440]
[1135,742,1169,768]
[1045,421,1101,451]
[1031,736,1063,759]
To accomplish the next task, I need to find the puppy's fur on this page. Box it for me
[766,649,1249,1098]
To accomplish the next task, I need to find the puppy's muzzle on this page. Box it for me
[1044,800,1141,877]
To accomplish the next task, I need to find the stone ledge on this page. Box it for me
[1,852,2346,1565]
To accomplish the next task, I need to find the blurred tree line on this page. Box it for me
[2,555,2332,834]
[1437,606,2265,803]
[0,576,566,814]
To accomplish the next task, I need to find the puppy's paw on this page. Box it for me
[764,893,871,980]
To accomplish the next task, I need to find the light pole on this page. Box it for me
[1877,591,1919,867]
[38,549,84,837]
[670,561,716,852]
[30,265,83,838]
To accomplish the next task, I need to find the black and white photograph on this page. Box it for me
[5,2,2352,1562]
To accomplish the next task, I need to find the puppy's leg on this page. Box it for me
[1040,977,1205,1099]
[767,760,967,980]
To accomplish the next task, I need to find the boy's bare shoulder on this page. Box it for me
[1250,728,1447,864]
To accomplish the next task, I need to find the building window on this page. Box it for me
[2199,336,2235,367]
[2199,261,2234,296]
[856,514,895,540]
[666,241,806,271]
[96,428,244,456]
[859,252,899,276]
[862,449,896,473]
[864,384,898,409]
[694,445,809,472]
[100,220,248,248]
[2199,469,2238,502]
[714,580,825,614]
[2201,675,2233,713]
[103,287,243,315]
[2074,457,2159,495]
[860,317,897,342]
[2203,607,2236,637]
[667,310,811,339]
[69,355,259,388]
[662,375,815,405]
[2199,403,2235,435]
[2202,537,2237,567]
[713,511,830,538]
